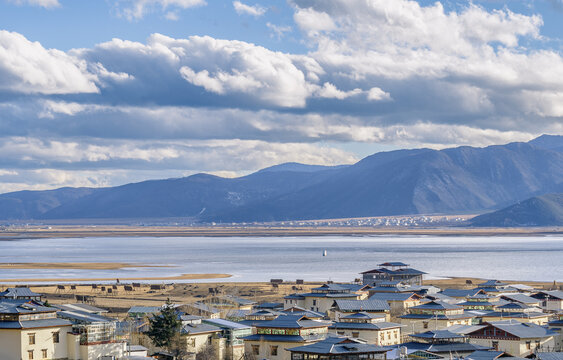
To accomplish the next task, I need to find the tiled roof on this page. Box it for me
[288,336,389,354]
[466,350,506,360]
[0,299,54,314]
[536,353,563,360]
[370,292,419,301]
[440,289,484,298]
[330,321,402,330]
[468,320,556,339]
[0,287,41,298]
[500,294,541,304]
[0,318,72,329]
[409,330,465,340]
[333,299,390,312]
[411,300,461,310]
[203,318,251,330]
[180,322,221,335]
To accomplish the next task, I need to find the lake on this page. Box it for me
[0,235,561,283]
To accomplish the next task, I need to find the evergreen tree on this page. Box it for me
[145,299,181,350]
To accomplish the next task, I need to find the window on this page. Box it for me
[28,350,34,360]
[52,331,59,343]
[270,345,278,356]
[337,331,345,335]
[535,341,541,349]
[41,349,47,359]
[423,322,429,329]
[312,300,317,306]
[492,341,499,350]
[29,333,36,345]
[526,341,531,350]
[252,345,260,355]
[352,332,360,338]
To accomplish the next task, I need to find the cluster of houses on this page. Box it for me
[0,262,562,360]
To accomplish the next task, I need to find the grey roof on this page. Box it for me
[536,353,563,360]
[500,294,541,304]
[0,287,41,298]
[400,313,473,320]
[312,284,350,292]
[288,336,389,354]
[242,334,319,342]
[284,293,306,300]
[0,318,72,329]
[128,306,161,314]
[58,310,116,324]
[333,299,390,312]
[370,292,419,301]
[411,300,461,310]
[378,262,410,267]
[340,311,385,320]
[466,350,505,360]
[409,330,466,340]
[496,302,531,310]
[440,289,484,298]
[56,303,108,313]
[299,292,358,299]
[256,302,284,309]
[447,324,488,335]
[394,341,489,354]
[181,322,221,335]
[187,302,219,313]
[330,321,402,330]
[0,299,55,314]
[538,291,563,300]
[468,320,556,339]
[202,318,251,330]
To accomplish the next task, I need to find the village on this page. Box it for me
[1,262,562,360]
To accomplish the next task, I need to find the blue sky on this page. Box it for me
[0,0,562,192]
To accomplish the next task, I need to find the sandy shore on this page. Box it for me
[0,273,231,283]
[0,262,171,270]
[1,225,562,239]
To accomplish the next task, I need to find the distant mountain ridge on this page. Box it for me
[470,193,563,227]
[0,135,562,222]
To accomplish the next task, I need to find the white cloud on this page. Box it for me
[233,1,266,17]
[316,82,362,99]
[0,31,98,94]
[8,0,60,8]
[367,87,391,101]
[266,23,292,40]
[115,0,206,21]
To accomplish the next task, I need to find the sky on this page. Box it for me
[0,0,562,193]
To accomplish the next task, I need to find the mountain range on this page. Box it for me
[0,134,562,223]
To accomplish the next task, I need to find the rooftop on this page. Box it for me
[288,336,389,355]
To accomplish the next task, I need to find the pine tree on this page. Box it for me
[145,299,181,350]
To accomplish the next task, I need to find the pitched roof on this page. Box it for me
[180,322,221,335]
[370,292,420,301]
[0,299,55,314]
[500,294,541,304]
[440,289,485,298]
[330,321,402,330]
[58,310,116,324]
[128,306,161,314]
[340,311,385,320]
[287,336,389,354]
[466,350,506,360]
[333,299,390,312]
[468,320,556,339]
[312,284,350,292]
[410,330,466,340]
[378,262,409,267]
[202,318,251,330]
[536,353,563,360]
[0,288,41,298]
[411,300,461,310]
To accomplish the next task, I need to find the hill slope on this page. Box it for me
[470,193,563,227]
[0,136,562,222]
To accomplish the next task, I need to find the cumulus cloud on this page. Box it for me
[233,1,266,17]
[115,0,206,21]
[266,23,292,40]
[0,31,98,94]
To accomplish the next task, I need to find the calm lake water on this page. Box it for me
[0,235,562,283]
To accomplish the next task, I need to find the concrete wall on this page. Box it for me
[468,337,555,357]
[245,339,305,360]
[329,327,401,346]
[0,330,22,360]
[79,341,126,360]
